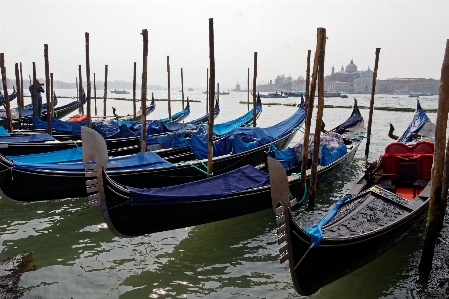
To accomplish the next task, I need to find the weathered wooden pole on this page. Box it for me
[0,54,13,132]
[300,50,312,196]
[19,62,23,110]
[44,44,52,134]
[85,32,91,128]
[29,75,31,87]
[32,62,37,117]
[140,29,148,153]
[76,77,79,102]
[206,68,209,113]
[364,48,381,167]
[78,65,84,115]
[15,63,22,119]
[418,39,449,273]
[167,56,172,122]
[247,67,250,111]
[133,62,136,118]
[103,65,108,119]
[308,27,327,208]
[94,73,97,116]
[50,73,54,116]
[207,18,215,176]
[252,52,257,127]
[181,68,185,109]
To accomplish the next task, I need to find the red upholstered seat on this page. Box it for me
[417,154,433,181]
[381,154,400,178]
[385,142,409,154]
[411,141,434,154]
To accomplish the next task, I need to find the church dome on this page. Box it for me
[345,60,357,73]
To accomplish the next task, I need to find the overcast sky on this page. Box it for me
[1,1,448,89]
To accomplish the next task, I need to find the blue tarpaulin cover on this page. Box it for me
[320,143,348,166]
[146,132,190,149]
[305,194,353,248]
[269,143,297,169]
[32,117,87,134]
[213,104,262,136]
[160,107,190,123]
[336,115,363,134]
[8,148,83,164]
[128,165,270,206]
[14,151,174,172]
[190,134,234,159]
[0,133,55,143]
[398,106,431,143]
[231,134,258,154]
[0,126,10,136]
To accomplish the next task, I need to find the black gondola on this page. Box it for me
[271,104,435,295]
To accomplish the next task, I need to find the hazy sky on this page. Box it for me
[1,1,448,89]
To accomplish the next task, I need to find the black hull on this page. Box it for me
[0,131,297,202]
[102,170,301,237]
[284,198,428,295]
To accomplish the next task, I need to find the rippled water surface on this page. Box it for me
[0,90,448,298]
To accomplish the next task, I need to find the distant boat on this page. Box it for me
[323,91,341,97]
[110,89,129,94]
[340,94,348,98]
[393,89,412,95]
[409,92,433,97]
[284,91,304,97]
[202,91,230,95]
[188,88,194,91]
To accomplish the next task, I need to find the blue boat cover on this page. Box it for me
[32,117,86,134]
[269,143,297,169]
[213,104,262,136]
[128,165,270,206]
[0,126,10,136]
[231,134,258,154]
[14,151,175,172]
[9,148,82,164]
[190,134,234,159]
[160,107,190,123]
[320,143,347,166]
[305,194,353,248]
[0,133,55,143]
[398,106,431,143]
[146,132,191,149]
[336,115,363,134]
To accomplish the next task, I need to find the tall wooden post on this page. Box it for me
[364,48,381,166]
[19,62,24,110]
[94,73,97,116]
[15,63,22,119]
[32,62,37,117]
[300,50,312,196]
[181,68,185,109]
[44,44,52,134]
[78,65,84,115]
[50,73,54,116]
[85,32,91,128]
[206,68,209,113]
[140,29,148,153]
[0,54,13,132]
[419,39,449,273]
[308,27,327,207]
[133,62,136,118]
[76,77,79,102]
[252,52,257,127]
[167,56,172,122]
[29,75,31,87]
[247,67,250,111]
[217,82,219,105]
[207,18,216,176]
[103,65,108,119]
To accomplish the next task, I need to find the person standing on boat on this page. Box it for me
[29,79,44,117]
[112,107,117,117]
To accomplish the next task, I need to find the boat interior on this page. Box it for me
[369,141,434,200]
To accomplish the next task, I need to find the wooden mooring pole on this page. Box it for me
[133,62,136,118]
[247,67,250,111]
[300,50,312,198]
[252,52,257,127]
[207,18,215,176]
[167,56,172,122]
[85,32,91,128]
[44,44,52,134]
[140,29,148,153]
[50,73,54,116]
[19,62,23,110]
[308,27,327,208]
[32,63,37,117]
[94,73,97,116]
[206,68,209,113]
[0,54,13,133]
[181,68,185,109]
[14,63,22,119]
[217,83,219,105]
[364,48,381,167]
[418,39,449,273]
[103,65,108,119]
[78,65,84,115]
[76,77,78,102]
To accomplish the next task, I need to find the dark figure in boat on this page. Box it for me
[29,80,45,117]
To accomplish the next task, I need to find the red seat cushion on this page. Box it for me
[417,154,433,181]
[385,142,409,154]
[411,141,434,154]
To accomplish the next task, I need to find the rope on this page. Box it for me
[293,243,314,271]
[69,140,79,148]
[179,160,213,176]
[290,173,308,205]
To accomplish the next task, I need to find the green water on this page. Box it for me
[0,91,447,298]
